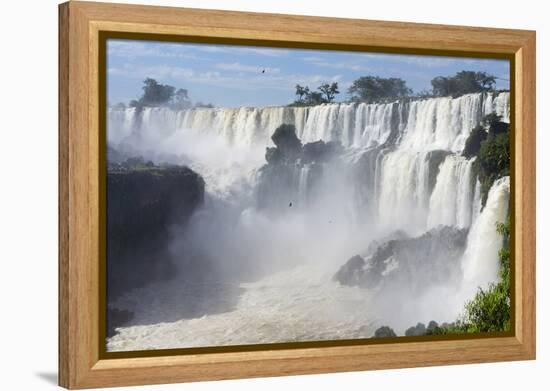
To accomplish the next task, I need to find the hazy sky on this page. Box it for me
[107,39,510,108]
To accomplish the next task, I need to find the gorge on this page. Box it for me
[106,92,511,351]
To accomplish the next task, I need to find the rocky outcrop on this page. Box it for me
[333,226,468,295]
[265,124,303,164]
[107,162,205,300]
[333,255,366,287]
[302,140,343,163]
[257,124,343,211]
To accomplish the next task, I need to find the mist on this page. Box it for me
[106,93,510,351]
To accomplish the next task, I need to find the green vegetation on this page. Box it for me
[466,113,511,205]
[347,76,412,103]
[130,78,179,109]
[291,82,340,106]
[462,124,487,158]
[404,216,511,336]
[431,71,496,97]
[443,114,511,333]
[373,326,397,338]
[403,113,511,336]
[466,217,511,332]
[451,217,511,333]
[319,83,340,102]
[126,78,215,110]
[289,71,501,105]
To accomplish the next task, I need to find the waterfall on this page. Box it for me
[376,150,432,233]
[461,176,510,296]
[427,155,475,229]
[483,91,510,122]
[108,92,509,151]
[108,92,509,232]
[107,91,511,350]
[297,165,310,206]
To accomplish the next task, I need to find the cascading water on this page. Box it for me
[297,165,311,205]
[108,92,509,151]
[461,176,510,294]
[427,155,475,230]
[106,91,510,351]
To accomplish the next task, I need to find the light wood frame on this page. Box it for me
[59,1,536,389]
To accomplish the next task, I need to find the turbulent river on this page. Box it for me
[106,92,510,351]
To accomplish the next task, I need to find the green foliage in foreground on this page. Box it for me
[435,217,511,335]
[404,113,511,337]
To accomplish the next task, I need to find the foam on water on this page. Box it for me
[106,92,510,350]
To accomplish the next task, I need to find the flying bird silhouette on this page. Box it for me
[289,202,293,207]
[261,69,265,73]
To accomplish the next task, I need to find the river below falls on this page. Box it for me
[107,264,378,352]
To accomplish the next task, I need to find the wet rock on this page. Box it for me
[365,230,408,255]
[270,124,302,162]
[107,164,205,300]
[333,255,366,286]
[334,226,468,296]
[258,124,341,211]
[302,140,343,163]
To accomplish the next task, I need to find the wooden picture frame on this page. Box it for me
[59,1,536,389]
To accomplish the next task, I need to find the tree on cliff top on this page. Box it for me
[431,71,496,97]
[129,78,190,109]
[291,82,340,106]
[318,82,340,103]
[347,76,412,103]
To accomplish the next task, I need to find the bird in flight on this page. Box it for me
[289,202,293,207]
[262,69,265,73]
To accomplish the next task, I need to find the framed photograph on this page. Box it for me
[59,1,536,389]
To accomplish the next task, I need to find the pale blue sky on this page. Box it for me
[107,39,510,108]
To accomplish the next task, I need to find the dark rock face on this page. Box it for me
[463,125,487,158]
[257,124,343,211]
[333,255,366,287]
[302,140,343,163]
[373,326,397,338]
[365,230,408,255]
[266,124,303,164]
[333,226,468,295]
[107,164,205,300]
[263,124,343,167]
